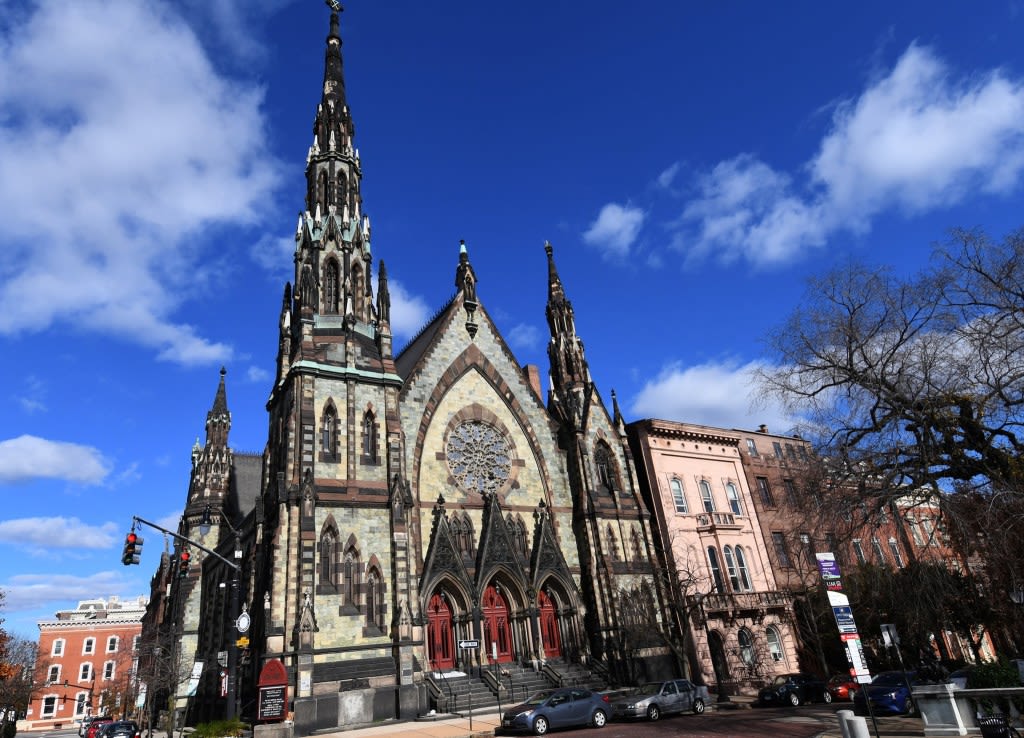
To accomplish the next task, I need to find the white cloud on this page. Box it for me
[251,233,296,276]
[0,517,118,549]
[247,365,271,383]
[657,162,681,189]
[583,203,646,258]
[0,1,282,364]
[507,323,541,350]
[0,435,110,485]
[677,44,1024,266]
[1,571,138,614]
[16,375,47,414]
[630,359,795,432]
[387,280,431,339]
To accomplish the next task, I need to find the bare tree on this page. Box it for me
[759,228,1024,499]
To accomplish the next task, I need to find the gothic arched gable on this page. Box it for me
[419,497,473,600]
[474,492,528,592]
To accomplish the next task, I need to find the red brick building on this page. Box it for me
[26,596,147,731]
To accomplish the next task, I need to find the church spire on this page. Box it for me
[545,242,590,424]
[322,9,347,109]
[206,366,231,448]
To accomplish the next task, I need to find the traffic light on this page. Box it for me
[178,550,191,579]
[121,532,143,566]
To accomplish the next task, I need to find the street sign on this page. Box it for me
[458,639,480,649]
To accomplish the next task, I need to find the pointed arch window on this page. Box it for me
[507,515,528,558]
[365,567,385,631]
[594,442,621,494]
[707,547,725,593]
[631,528,643,562]
[320,529,337,589]
[738,627,755,666]
[318,171,328,211]
[352,263,365,320]
[324,260,340,314]
[453,514,475,557]
[607,526,619,561]
[321,404,338,459]
[343,547,360,608]
[362,410,378,463]
[699,480,715,513]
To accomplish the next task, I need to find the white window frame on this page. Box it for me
[103,661,115,681]
[51,638,65,657]
[725,481,742,515]
[79,663,93,683]
[82,638,95,655]
[74,693,88,716]
[699,480,715,513]
[735,546,752,591]
[888,538,905,568]
[41,695,58,718]
[723,546,740,591]
[670,478,688,514]
[106,636,119,653]
[853,539,866,564]
[767,626,784,663]
[745,439,759,457]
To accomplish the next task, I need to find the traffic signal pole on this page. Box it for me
[128,515,242,720]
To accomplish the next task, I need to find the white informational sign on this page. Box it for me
[816,553,872,684]
[186,662,204,697]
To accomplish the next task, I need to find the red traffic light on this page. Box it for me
[126,533,137,545]
[180,551,190,562]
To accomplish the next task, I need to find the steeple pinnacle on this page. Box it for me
[545,242,590,416]
[322,9,346,108]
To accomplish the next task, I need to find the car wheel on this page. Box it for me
[789,692,801,707]
[592,709,607,728]
[693,699,705,714]
[823,690,833,704]
[533,716,549,736]
[646,704,660,721]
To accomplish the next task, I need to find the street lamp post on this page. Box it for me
[199,506,242,721]
[695,588,730,704]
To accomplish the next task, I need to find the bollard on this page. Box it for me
[847,715,870,738]
[836,709,854,738]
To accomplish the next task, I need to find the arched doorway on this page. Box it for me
[427,593,455,670]
[538,589,562,659]
[481,585,514,663]
[709,630,731,680]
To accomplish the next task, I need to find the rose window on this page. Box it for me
[446,421,511,494]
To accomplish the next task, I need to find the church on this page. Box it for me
[151,7,671,733]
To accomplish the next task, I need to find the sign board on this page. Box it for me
[816,553,872,684]
[256,659,289,723]
[237,637,250,648]
[458,639,480,649]
[258,686,287,722]
[881,623,900,648]
[186,661,204,697]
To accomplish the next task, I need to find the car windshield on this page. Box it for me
[628,683,662,695]
[524,690,555,706]
[772,675,793,686]
[872,673,906,686]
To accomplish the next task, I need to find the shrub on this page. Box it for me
[192,718,247,738]
[967,659,1022,689]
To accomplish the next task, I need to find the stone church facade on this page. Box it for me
[157,9,668,733]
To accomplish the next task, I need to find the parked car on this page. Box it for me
[85,718,113,738]
[96,721,141,738]
[827,674,862,701]
[609,679,708,721]
[501,687,610,735]
[757,672,832,707]
[853,671,920,715]
[79,715,112,738]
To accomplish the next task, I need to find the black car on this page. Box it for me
[96,721,140,738]
[757,672,832,707]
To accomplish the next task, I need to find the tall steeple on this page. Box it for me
[289,6,378,337]
[545,241,590,424]
[188,367,233,508]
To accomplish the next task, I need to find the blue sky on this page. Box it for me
[3,0,1024,636]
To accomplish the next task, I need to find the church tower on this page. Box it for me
[545,242,663,681]
[255,4,417,720]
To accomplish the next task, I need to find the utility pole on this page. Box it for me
[127,515,242,720]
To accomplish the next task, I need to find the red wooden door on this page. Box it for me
[538,589,562,659]
[427,593,455,670]
[481,586,514,663]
